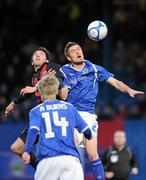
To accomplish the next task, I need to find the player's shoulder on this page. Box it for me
[30,103,43,113]
[59,100,73,107]
[95,65,106,72]
[60,64,71,77]
[84,59,92,64]
[60,64,70,71]
[84,59,103,69]
[84,60,105,74]
[125,146,133,154]
[60,100,76,111]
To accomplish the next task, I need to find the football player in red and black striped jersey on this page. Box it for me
[4,47,63,168]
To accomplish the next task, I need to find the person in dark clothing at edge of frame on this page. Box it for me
[4,47,63,169]
[101,130,138,180]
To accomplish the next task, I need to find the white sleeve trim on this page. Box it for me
[30,126,40,131]
[81,126,89,133]
[60,68,67,78]
[64,85,71,89]
[88,61,98,86]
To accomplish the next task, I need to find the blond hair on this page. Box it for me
[37,75,59,101]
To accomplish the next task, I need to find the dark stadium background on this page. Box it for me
[0,0,146,179]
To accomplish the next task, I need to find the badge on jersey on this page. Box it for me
[110,154,119,163]
[83,68,88,74]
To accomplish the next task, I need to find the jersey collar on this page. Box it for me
[35,62,48,73]
[69,61,86,72]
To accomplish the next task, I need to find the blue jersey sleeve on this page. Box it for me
[96,65,114,82]
[25,108,41,153]
[72,107,89,133]
[60,68,71,88]
[63,77,71,88]
[29,108,41,130]
[25,128,38,153]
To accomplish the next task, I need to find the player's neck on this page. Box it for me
[71,63,85,71]
[34,62,47,71]
[44,95,56,101]
[34,65,41,71]
[115,144,125,151]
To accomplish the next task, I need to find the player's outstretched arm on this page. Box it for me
[107,77,144,98]
[4,92,33,117]
[4,101,16,117]
[20,69,58,96]
[20,86,37,96]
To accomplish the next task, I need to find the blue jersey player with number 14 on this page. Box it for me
[59,41,144,180]
[22,75,92,180]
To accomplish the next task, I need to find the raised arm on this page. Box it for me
[20,86,37,96]
[107,77,144,98]
[4,93,33,117]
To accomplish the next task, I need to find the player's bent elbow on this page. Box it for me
[10,143,24,155]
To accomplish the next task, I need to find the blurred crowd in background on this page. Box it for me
[0,0,146,123]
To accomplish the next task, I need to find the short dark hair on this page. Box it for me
[64,42,79,57]
[32,47,51,61]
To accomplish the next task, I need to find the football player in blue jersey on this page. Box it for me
[59,41,144,180]
[22,75,92,180]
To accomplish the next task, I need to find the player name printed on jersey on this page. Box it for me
[39,103,68,112]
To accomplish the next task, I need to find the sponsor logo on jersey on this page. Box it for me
[69,76,87,85]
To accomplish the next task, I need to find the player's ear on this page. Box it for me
[66,55,71,61]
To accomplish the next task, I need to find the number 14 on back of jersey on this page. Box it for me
[42,111,69,138]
